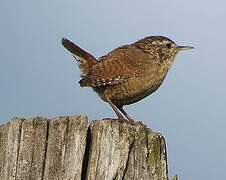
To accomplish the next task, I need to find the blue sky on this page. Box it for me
[1,0,226,179]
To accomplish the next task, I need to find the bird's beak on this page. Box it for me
[177,45,194,51]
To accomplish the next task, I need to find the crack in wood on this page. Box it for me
[41,119,49,180]
[81,126,91,180]
[28,119,35,179]
[62,116,70,170]
[15,118,25,180]
[113,171,118,180]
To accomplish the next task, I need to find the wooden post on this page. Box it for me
[0,116,168,180]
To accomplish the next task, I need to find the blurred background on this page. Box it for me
[0,0,225,179]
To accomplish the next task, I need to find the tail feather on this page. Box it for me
[62,37,98,76]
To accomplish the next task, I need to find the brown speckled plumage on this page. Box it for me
[62,36,193,122]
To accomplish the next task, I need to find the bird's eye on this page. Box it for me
[166,43,171,49]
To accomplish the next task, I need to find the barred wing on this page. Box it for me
[80,45,156,87]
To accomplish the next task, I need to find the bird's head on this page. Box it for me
[133,36,194,63]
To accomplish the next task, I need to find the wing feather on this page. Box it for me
[80,45,156,87]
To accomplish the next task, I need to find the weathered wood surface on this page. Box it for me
[0,116,168,180]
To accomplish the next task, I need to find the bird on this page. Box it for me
[62,36,193,122]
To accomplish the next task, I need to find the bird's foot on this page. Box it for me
[118,117,131,123]
[102,117,143,126]
[118,117,143,125]
[102,117,135,124]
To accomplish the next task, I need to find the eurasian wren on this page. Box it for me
[62,36,193,122]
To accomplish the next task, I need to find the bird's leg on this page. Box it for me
[118,106,135,122]
[106,99,128,121]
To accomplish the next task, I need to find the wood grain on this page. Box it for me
[0,116,168,180]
